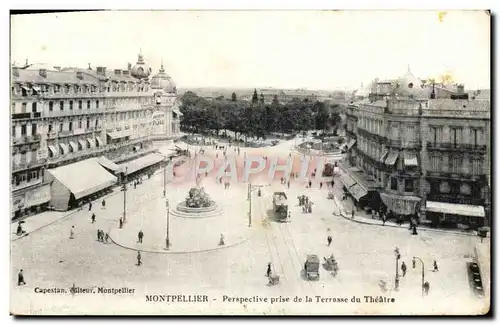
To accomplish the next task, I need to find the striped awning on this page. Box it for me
[385,151,399,165]
[425,201,485,218]
[346,139,356,150]
[87,138,96,148]
[380,149,389,163]
[95,136,104,147]
[404,153,418,167]
[59,143,69,155]
[118,153,165,175]
[78,139,87,150]
[48,145,58,156]
[339,170,357,188]
[348,184,368,201]
[69,141,78,152]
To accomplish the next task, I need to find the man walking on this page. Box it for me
[433,260,439,272]
[137,251,142,266]
[138,230,144,243]
[97,229,101,242]
[401,262,407,277]
[119,218,123,229]
[91,213,96,224]
[102,199,106,209]
[104,233,109,243]
[327,236,332,246]
[17,269,26,286]
[267,263,272,277]
[88,201,92,211]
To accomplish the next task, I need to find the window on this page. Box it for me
[59,123,63,132]
[54,85,60,93]
[31,124,37,136]
[86,118,90,129]
[12,126,15,137]
[49,101,54,111]
[60,101,64,111]
[390,177,398,191]
[404,179,414,192]
[96,100,99,109]
[78,101,82,109]
[11,102,15,113]
[21,124,26,135]
[473,129,478,147]
[21,103,27,113]
[69,101,73,110]
[472,159,482,175]
[78,119,82,128]
[87,100,91,109]
[32,102,37,113]
[69,121,73,131]
[452,155,461,173]
[48,124,52,133]
[95,119,98,127]
[21,87,27,96]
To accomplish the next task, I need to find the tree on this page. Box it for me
[272,95,279,106]
[231,92,237,101]
[314,101,329,131]
[260,93,265,105]
[252,89,258,104]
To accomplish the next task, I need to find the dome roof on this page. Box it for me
[392,66,427,98]
[130,53,152,79]
[150,63,176,93]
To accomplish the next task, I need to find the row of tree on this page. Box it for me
[179,90,343,140]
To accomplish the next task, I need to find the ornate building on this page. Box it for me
[11,53,182,217]
[342,67,491,228]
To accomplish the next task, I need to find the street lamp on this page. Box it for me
[394,247,401,291]
[163,155,167,198]
[123,166,128,223]
[412,256,425,298]
[165,199,171,249]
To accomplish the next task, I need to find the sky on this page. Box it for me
[10,10,490,90]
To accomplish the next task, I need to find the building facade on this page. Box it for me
[342,68,490,228]
[11,53,182,218]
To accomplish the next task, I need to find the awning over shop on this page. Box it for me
[108,129,132,140]
[94,156,120,172]
[59,143,69,155]
[404,153,418,167]
[346,139,356,150]
[133,145,141,151]
[47,158,117,200]
[32,86,41,92]
[380,192,421,216]
[48,145,58,156]
[380,149,389,163]
[78,139,86,150]
[24,184,51,207]
[69,141,78,152]
[385,151,399,165]
[349,184,368,201]
[21,86,29,91]
[119,153,165,175]
[95,136,104,147]
[87,138,96,148]
[425,201,485,218]
[339,170,357,189]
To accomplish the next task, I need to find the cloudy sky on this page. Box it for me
[10,10,490,90]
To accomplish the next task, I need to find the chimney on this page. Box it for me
[12,67,19,77]
[122,70,130,76]
[76,71,84,80]
[39,69,47,78]
[96,66,107,76]
[457,84,464,94]
[114,69,122,76]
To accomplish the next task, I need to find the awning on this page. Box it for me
[107,129,132,140]
[24,184,51,207]
[32,86,41,92]
[173,108,183,116]
[47,158,117,200]
[119,153,165,175]
[87,138,96,148]
[346,139,356,150]
[380,149,389,163]
[385,151,399,165]
[94,156,119,172]
[59,143,69,155]
[95,136,104,147]
[133,145,141,151]
[425,201,485,218]
[69,141,78,152]
[380,192,421,216]
[404,153,418,167]
[339,170,357,188]
[348,184,368,201]
[78,139,87,150]
[21,86,29,91]
[48,145,58,156]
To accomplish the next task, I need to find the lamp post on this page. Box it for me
[394,247,401,291]
[123,166,128,223]
[163,155,167,198]
[413,256,425,298]
[165,199,171,249]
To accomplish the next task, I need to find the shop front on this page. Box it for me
[11,184,51,220]
[118,152,166,183]
[338,164,380,212]
[380,192,422,222]
[424,201,486,229]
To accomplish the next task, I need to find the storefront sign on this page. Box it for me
[24,184,51,208]
[12,195,25,211]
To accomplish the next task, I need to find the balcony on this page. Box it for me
[40,91,106,99]
[45,108,104,118]
[11,134,41,146]
[426,142,487,152]
[11,112,41,120]
[11,158,47,173]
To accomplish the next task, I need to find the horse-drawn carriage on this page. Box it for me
[268,273,280,286]
[324,255,339,276]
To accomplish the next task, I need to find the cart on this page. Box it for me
[324,255,339,276]
[304,254,320,280]
[268,274,280,286]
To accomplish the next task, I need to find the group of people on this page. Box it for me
[97,229,109,243]
[298,195,313,213]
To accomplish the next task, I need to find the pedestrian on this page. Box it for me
[433,260,439,272]
[280,177,284,184]
[320,182,323,189]
[17,269,26,286]
[69,226,75,239]
[331,180,334,187]
[102,199,106,209]
[412,259,416,269]
[91,213,96,224]
[351,210,355,219]
[424,281,430,295]
[137,251,142,266]
[138,230,144,243]
[327,236,332,246]
[287,181,290,189]
[134,181,137,189]
[88,201,92,211]
[308,179,312,188]
[119,218,123,229]
[401,262,407,277]
[104,233,109,243]
[267,263,272,277]
[382,215,386,226]
[97,229,101,242]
